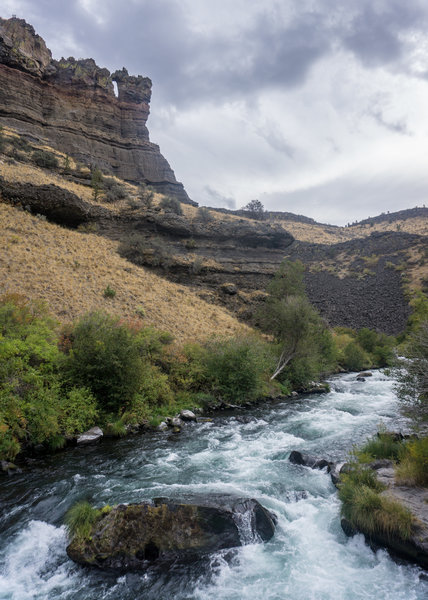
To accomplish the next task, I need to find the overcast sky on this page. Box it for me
[3,0,428,224]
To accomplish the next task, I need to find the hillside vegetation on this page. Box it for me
[0,203,247,342]
[0,125,427,337]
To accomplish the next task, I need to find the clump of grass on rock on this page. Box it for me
[338,464,413,540]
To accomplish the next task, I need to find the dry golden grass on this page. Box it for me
[0,160,96,202]
[0,203,249,342]
[274,215,428,244]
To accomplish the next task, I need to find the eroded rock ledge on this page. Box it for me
[0,17,192,203]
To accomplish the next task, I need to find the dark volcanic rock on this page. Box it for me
[0,177,108,227]
[66,496,276,571]
[282,232,422,334]
[289,450,332,471]
[0,17,192,204]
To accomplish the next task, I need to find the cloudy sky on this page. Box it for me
[3,0,428,224]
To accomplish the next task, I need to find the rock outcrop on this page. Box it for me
[0,177,109,226]
[289,450,332,471]
[0,17,192,203]
[66,495,276,571]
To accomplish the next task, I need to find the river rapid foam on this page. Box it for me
[0,371,427,599]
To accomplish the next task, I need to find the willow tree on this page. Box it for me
[258,260,333,381]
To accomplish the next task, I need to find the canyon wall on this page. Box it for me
[0,17,193,203]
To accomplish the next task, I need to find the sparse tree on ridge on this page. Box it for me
[242,199,265,220]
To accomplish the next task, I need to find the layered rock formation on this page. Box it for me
[0,17,192,203]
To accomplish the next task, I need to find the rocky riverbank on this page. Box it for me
[288,444,428,570]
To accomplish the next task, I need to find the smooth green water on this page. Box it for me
[0,372,427,599]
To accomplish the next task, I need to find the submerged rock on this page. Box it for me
[66,495,276,571]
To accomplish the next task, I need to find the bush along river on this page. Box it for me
[0,371,427,600]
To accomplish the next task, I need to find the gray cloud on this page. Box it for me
[342,0,426,67]
[263,170,428,226]
[6,1,428,106]
[370,110,410,135]
[203,186,236,210]
[3,0,428,223]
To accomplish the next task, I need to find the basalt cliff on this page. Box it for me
[0,17,192,203]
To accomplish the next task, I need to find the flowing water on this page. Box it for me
[0,371,427,600]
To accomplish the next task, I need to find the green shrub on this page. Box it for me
[135,327,173,362]
[0,294,62,458]
[91,167,104,201]
[356,328,378,353]
[395,319,428,425]
[356,432,404,463]
[135,305,145,318]
[118,235,173,269]
[59,387,98,436]
[65,501,99,541]
[139,364,174,407]
[63,155,71,172]
[356,328,395,367]
[166,343,209,392]
[159,196,183,215]
[202,336,269,404]
[121,394,151,425]
[103,285,116,298]
[184,238,196,249]
[342,341,369,371]
[77,222,99,234]
[32,149,58,169]
[104,418,127,437]
[139,186,154,209]
[60,311,144,413]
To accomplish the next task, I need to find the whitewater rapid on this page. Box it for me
[0,371,427,599]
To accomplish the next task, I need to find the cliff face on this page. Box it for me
[0,17,192,203]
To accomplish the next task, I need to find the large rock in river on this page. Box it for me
[66,495,276,571]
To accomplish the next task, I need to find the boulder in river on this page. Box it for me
[289,450,333,471]
[180,410,197,422]
[76,426,103,445]
[66,495,276,571]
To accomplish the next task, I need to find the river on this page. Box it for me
[0,371,427,600]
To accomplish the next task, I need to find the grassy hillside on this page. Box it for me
[1,124,427,336]
[273,214,427,244]
[0,203,248,342]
